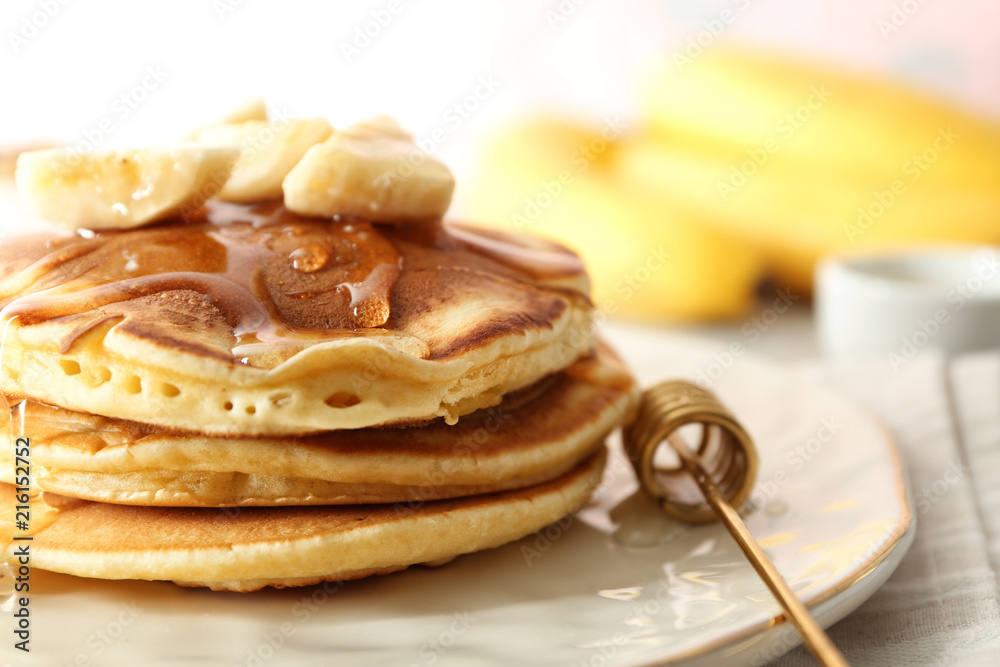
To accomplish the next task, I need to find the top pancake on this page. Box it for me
[0,202,593,436]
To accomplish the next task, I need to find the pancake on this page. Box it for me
[0,201,594,436]
[0,343,637,506]
[1,449,605,592]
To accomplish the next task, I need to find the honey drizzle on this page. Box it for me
[0,202,587,368]
[0,203,404,366]
[446,224,585,279]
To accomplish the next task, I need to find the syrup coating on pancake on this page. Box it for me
[0,202,588,369]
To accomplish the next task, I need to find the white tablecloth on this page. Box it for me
[771,353,1000,666]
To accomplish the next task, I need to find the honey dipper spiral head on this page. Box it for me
[623,381,759,523]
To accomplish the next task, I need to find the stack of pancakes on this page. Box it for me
[0,199,637,591]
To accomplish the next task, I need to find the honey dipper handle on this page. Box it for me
[623,382,850,667]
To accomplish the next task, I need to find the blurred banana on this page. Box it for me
[467,48,1000,319]
[617,134,1000,294]
[465,119,764,321]
[643,47,1000,191]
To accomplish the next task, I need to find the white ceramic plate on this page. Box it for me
[2,323,913,667]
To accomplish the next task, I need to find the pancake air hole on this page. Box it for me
[123,375,142,394]
[159,383,181,397]
[269,392,292,408]
[89,366,112,386]
[59,360,81,376]
[325,392,361,409]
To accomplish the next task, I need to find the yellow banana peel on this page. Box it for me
[465,123,764,321]
[466,47,1000,320]
[644,47,1000,192]
[617,135,1000,294]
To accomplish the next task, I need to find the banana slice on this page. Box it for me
[190,118,333,203]
[219,98,268,125]
[15,146,239,231]
[282,116,454,223]
[182,99,269,141]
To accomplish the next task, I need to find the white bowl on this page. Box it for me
[816,246,1000,361]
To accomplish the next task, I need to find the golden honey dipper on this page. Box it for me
[623,381,850,667]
